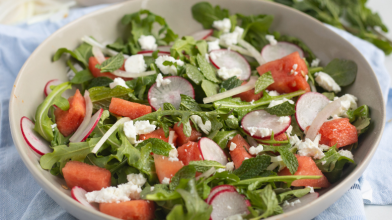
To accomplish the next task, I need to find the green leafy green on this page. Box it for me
[247,184,283,219]
[255,72,274,94]
[170,166,197,190]
[53,42,92,67]
[87,77,113,89]
[277,187,310,203]
[137,138,173,157]
[191,2,229,29]
[265,101,296,116]
[233,175,322,190]
[323,59,357,86]
[88,86,133,110]
[70,69,94,84]
[220,76,242,92]
[197,54,221,83]
[188,160,225,173]
[185,64,205,85]
[233,155,271,180]
[95,53,124,73]
[212,130,239,149]
[276,144,298,175]
[201,79,219,97]
[237,13,274,51]
[322,92,335,101]
[179,94,202,111]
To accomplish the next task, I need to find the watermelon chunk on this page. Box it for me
[88,57,127,80]
[278,155,330,188]
[233,81,263,102]
[62,161,111,192]
[54,89,86,137]
[257,52,310,94]
[177,141,203,165]
[153,154,184,183]
[173,122,202,146]
[319,118,358,148]
[139,128,178,146]
[99,200,155,220]
[109,98,152,119]
[228,134,253,169]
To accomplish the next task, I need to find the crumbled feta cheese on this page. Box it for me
[247,127,258,136]
[307,186,315,193]
[290,64,299,75]
[338,149,354,160]
[155,55,184,75]
[278,116,290,125]
[124,121,138,144]
[217,67,242,80]
[162,177,170,184]
[123,120,156,144]
[51,124,57,131]
[225,162,235,171]
[247,127,272,138]
[229,142,237,151]
[289,135,301,147]
[227,205,232,210]
[283,200,290,207]
[331,94,358,117]
[293,64,298,70]
[244,157,249,160]
[124,54,147,73]
[319,144,330,151]
[293,199,301,205]
[321,161,326,165]
[208,39,220,52]
[150,186,155,191]
[297,134,325,159]
[228,115,235,119]
[110,78,129,89]
[168,148,179,162]
[311,58,320,67]
[220,32,240,46]
[268,98,294,108]
[249,145,264,155]
[126,173,146,187]
[315,72,341,93]
[134,120,156,134]
[155,73,171,88]
[266,90,280,96]
[216,168,226,173]
[286,125,293,136]
[212,18,231,33]
[190,115,212,134]
[224,214,243,220]
[305,75,309,81]
[250,100,255,105]
[138,35,157,51]
[265,35,277,45]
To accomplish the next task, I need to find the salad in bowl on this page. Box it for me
[20,2,371,220]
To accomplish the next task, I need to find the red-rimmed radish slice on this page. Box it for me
[168,130,175,145]
[203,76,257,104]
[190,29,213,40]
[209,49,251,80]
[71,186,99,210]
[241,110,291,139]
[261,42,304,63]
[306,99,341,141]
[295,92,330,131]
[206,185,237,204]
[282,192,319,212]
[20,117,51,156]
[44,79,62,97]
[92,46,105,64]
[148,76,194,110]
[78,109,103,142]
[69,91,93,142]
[112,70,156,78]
[137,51,171,56]
[198,137,227,165]
[209,190,250,220]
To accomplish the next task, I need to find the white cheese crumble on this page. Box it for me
[155,55,184,75]
[126,173,147,187]
[168,148,179,162]
[155,73,171,88]
[338,149,354,160]
[331,94,358,117]
[286,125,293,136]
[289,134,301,147]
[315,72,341,93]
[250,100,255,105]
[225,162,235,171]
[138,35,157,51]
[321,161,326,165]
[247,127,273,138]
[190,115,212,134]
[205,53,210,63]
[290,63,299,75]
[319,144,330,151]
[208,39,221,52]
[110,78,129,89]
[228,115,235,119]
[229,142,237,151]
[51,124,57,131]
[265,35,277,45]
[212,18,231,33]
[297,134,325,159]
[311,58,320,67]
[124,54,147,74]
[307,186,315,193]
[305,75,309,81]
[278,116,290,125]
[268,98,294,108]
[266,90,280,96]
[249,145,264,155]
[162,177,170,184]
[219,27,243,46]
[233,26,244,38]
[216,168,226,173]
[123,120,156,144]
[150,186,155,191]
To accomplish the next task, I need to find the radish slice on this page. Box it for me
[44,79,63,97]
[209,190,250,220]
[71,186,99,210]
[261,42,304,63]
[209,49,251,80]
[305,99,341,141]
[198,137,227,165]
[112,70,156,78]
[69,91,92,142]
[282,192,319,212]
[241,110,291,139]
[137,51,171,56]
[20,116,51,156]
[190,29,213,40]
[196,167,216,181]
[82,36,118,56]
[73,109,103,143]
[207,36,254,57]
[203,76,257,104]
[168,131,175,145]
[92,46,105,64]
[295,92,330,131]
[207,185,237,204]
[148,76,195,110]
[238,39,266,66]
[91,117,131,153]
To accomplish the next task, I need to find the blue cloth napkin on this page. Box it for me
[0,5,391,220]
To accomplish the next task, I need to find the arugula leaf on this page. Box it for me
[191,2,229,29]
[234,155,271,180]
[276,144,298,175]
[135,142,157,182]
[95,53,124,73]
[189,160,225,173]
[185,64,205,85]
[86,77,113,89]
[50,127,70,148]
[89,86,133,110]
[170,36,198,60]
[106,37,127,52]
[247,184,283,218]
[53,42,92,67]
[212,130,239,149]
[233,175,322,190]
[225,116,239,129]
[70,69,94,84]
[34,82,72,141]
[277,187,310,203]
[255,72,274,94]
[201,79,219,97]
[196,40,208,56]
[353,117,371,135]
[52,96,70,111]
[322,92,335,101]
[197,54,221,83]
[323,59,357,87]
[265,101,296,116]
[170,166,197,190]
[126,75,157,100]
[220,76,242,92]
[346,105,370,122]
[237,14,274,51]
[179,94,202,111]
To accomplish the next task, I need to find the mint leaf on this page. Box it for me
[88,86,133,110]
[170,166,197,190]
[185,64,205,85]
[197,54,221,83]
[276,145,298,175]
[86,77,113,90]
[201,79,219,97]
[265,101,295,116]
[255,72,274,94]
[95,53,124,73]
[137,138,173,156]
[247,184,283,218]
[188,160,225,173]
[212,130,239,149]
[277,187,310,203]
[233,155,271,180]
[70,69,94,84]
[220,76,242,91]
[179,94,202,111]
[323,59,357,86]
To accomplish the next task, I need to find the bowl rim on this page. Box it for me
[9,0,386,219]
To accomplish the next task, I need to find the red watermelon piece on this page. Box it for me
[173,122,202,146]
[99,200,155,220]
[139,128,178,147]
[153,154,184,183]
[109,98,152,119]
[319,118,358,148]
[177,141,203,165]
[228,134,253,169]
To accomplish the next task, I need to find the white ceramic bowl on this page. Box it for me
[9,0,386,219]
